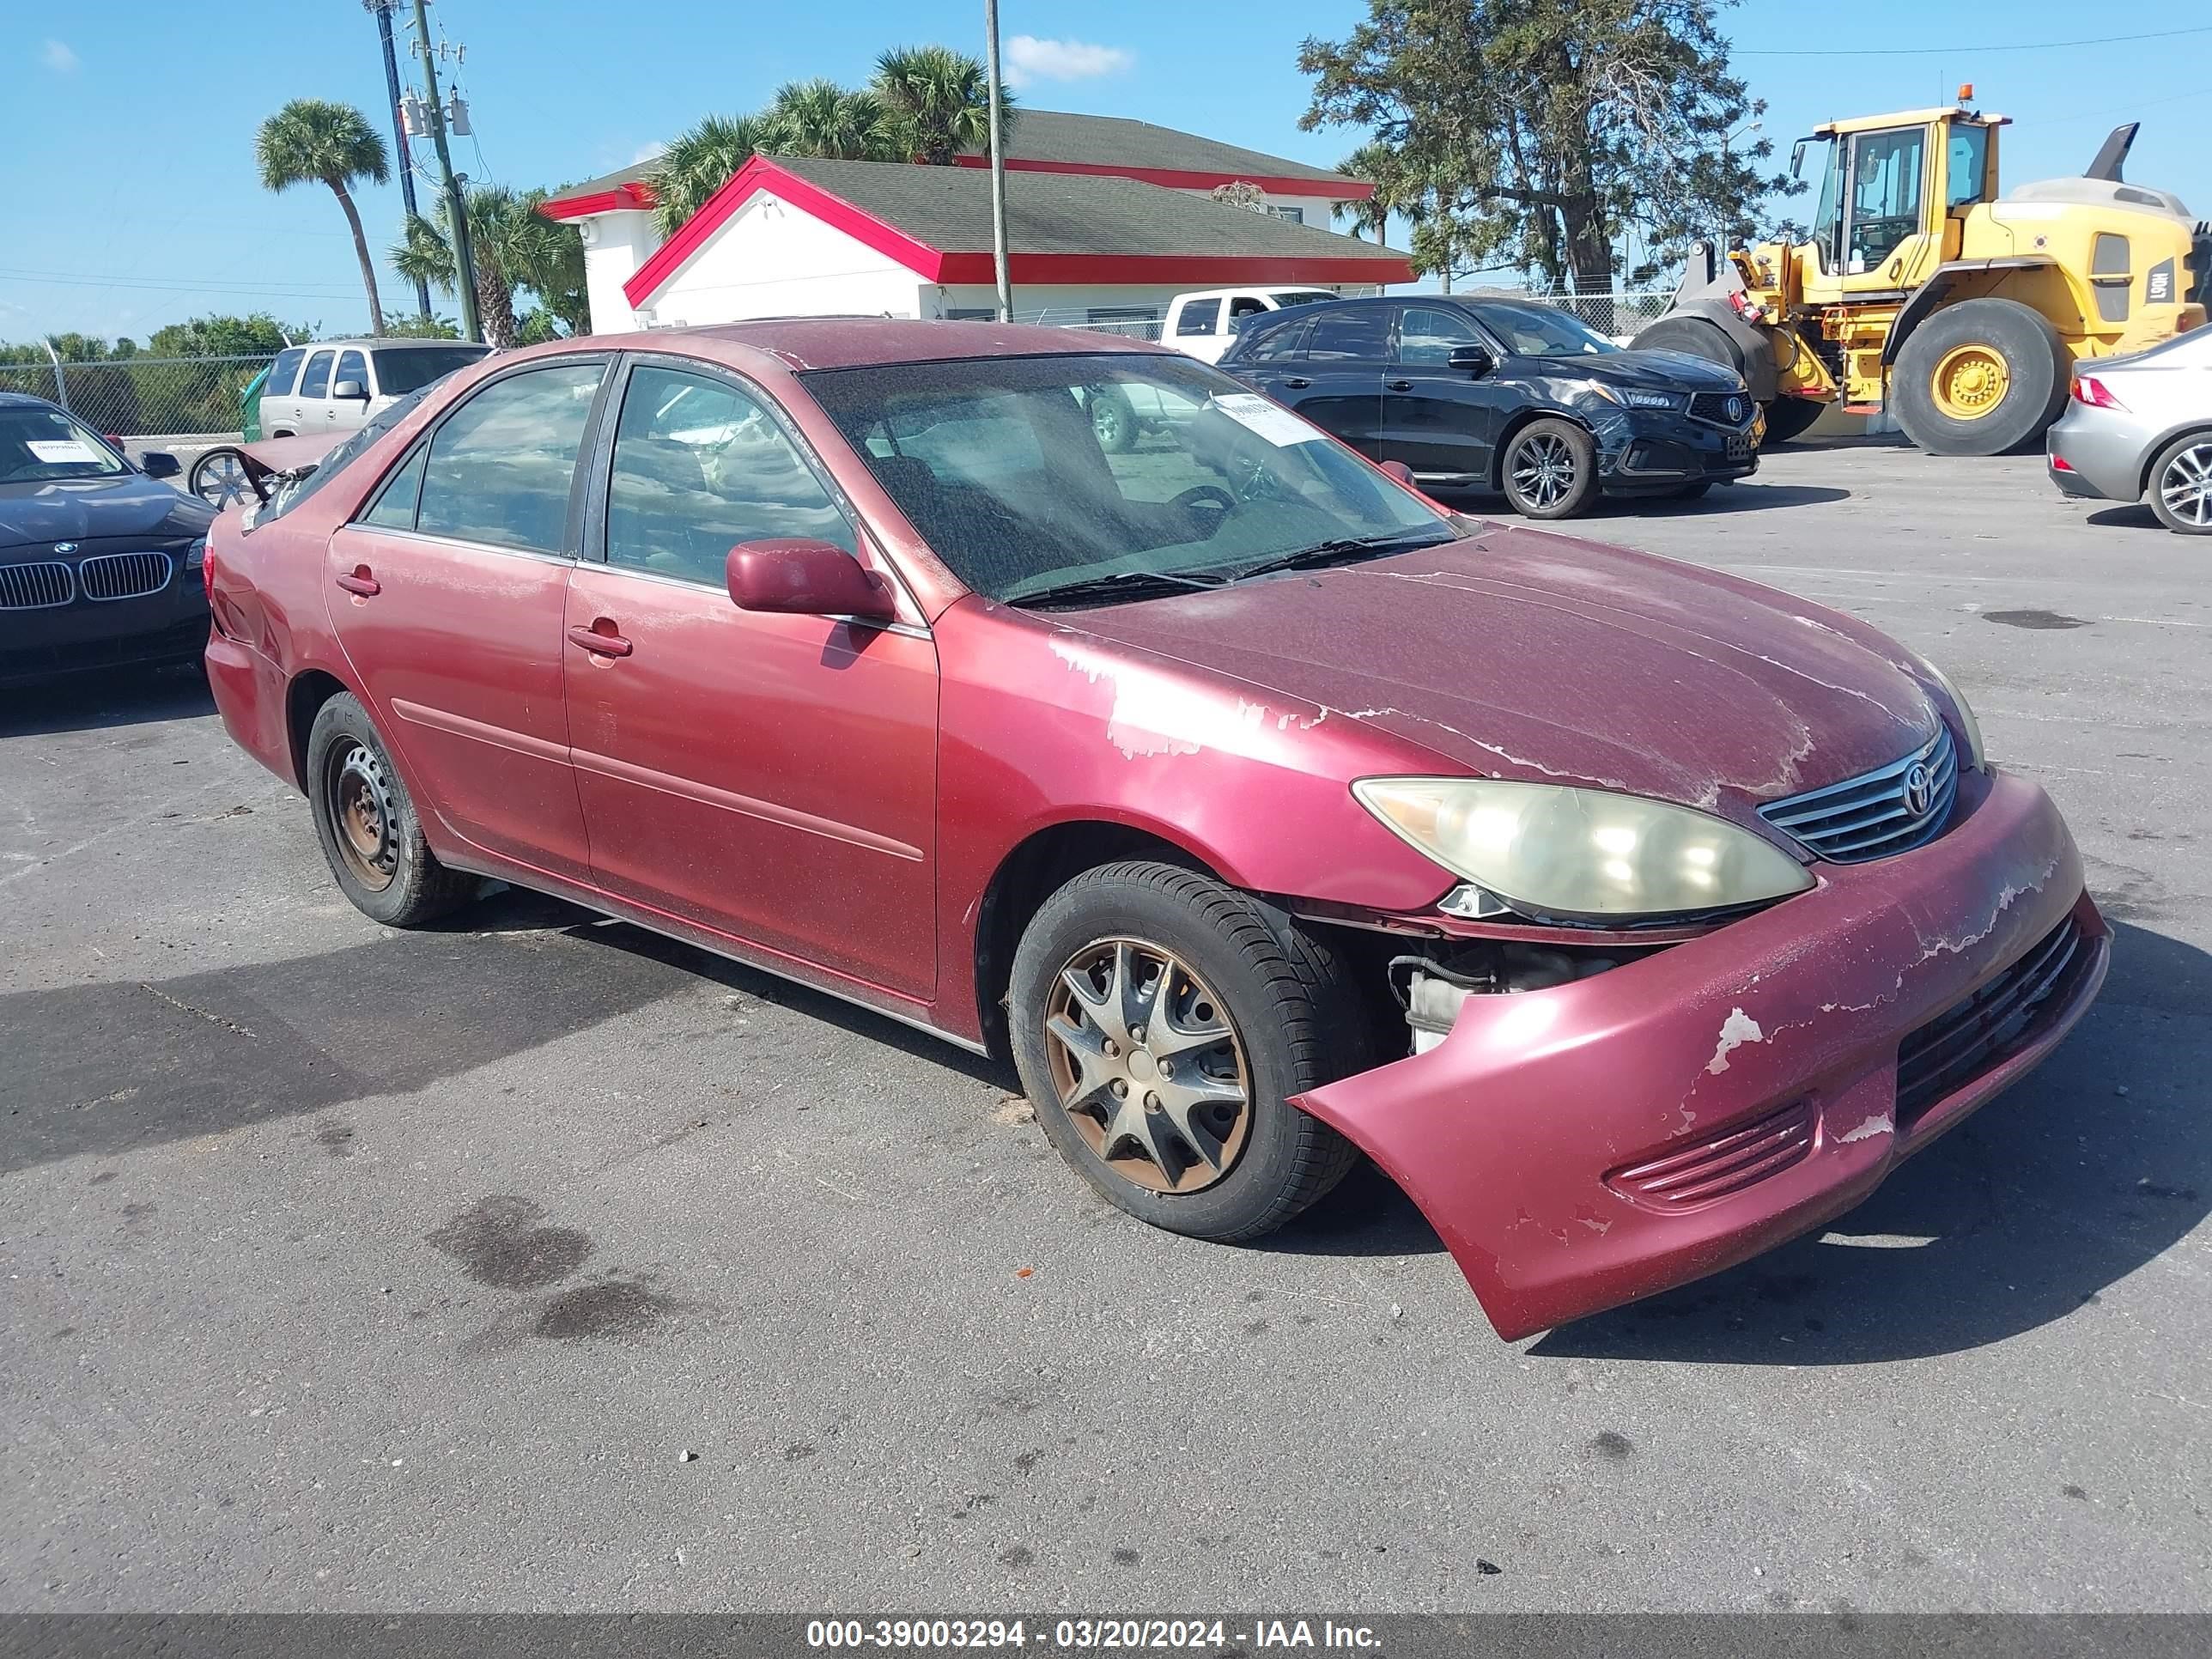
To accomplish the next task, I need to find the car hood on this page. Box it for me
[1559,349,1747,394]
[1062,526,1942,820]
[0,472,213,550]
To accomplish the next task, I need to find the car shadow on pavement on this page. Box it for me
[1593,483,1851,518]
[1529,919,2209,1364]
[0,664,213,739]
[2086,504,2163,532]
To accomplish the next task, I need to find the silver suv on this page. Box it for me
[259,338,490,438]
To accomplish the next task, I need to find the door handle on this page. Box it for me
[568,622,633,659]
[1387,380,1414,392]
[334,566,380,597]
[1279,377,1311,389]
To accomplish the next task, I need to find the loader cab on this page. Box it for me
[1795,108,2007,304]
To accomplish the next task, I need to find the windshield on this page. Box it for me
[370,346,488,395]
[799,354,1454,605]
[0,404,129,483]
[1474,303,1620,357]
[1270,290,1337,307]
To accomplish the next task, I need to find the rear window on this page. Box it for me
[371,346,489,396]
[244,385,441,532]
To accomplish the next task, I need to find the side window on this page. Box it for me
[415,362,605,554]
[334,349,368,394]
[1176,300,1222,338]
[1305,307,1389,361]
[299,351,334,399]
[1947,124,1989,210]
[1394,305,1484,366]
[1848,126,1925,270]
[361,445,428,530]
[265,348,306,398]
[1241,319,1312,362]
[605,365,854,586]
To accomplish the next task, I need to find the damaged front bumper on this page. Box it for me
[1293,769,2109,1340]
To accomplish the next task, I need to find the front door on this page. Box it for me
[1265,305,1387,453]
[1377,303,1504,484]
[563,360,939,1002]
[1841,124,1938,295]
[325,356,610,884]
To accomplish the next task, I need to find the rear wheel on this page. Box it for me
[2148,432,2212,534]
[188,447,253,509]
[1008,860,1364,1243]
[306,693,476,927]
[1501,418,1599,519]
[1892,298,2068,456]
[1088,386,1137,453]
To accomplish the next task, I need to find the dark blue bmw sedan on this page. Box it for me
[1,392,216,685]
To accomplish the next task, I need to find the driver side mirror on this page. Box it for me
[1790,139,1807,179]
[726,539,896,623]
[1447,344,1495,377]
[331,379,368,402]
[140,451,180,480]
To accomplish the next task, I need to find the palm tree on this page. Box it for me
[392,185,584,349]
[1334,144,1395,243]
[257,100,392,336]
[763,79,902,161]
[871,46,1013,166]
[648,113,776,237]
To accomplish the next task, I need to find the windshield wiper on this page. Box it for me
[1009,567,1227,609]
[1222,528,1456,584]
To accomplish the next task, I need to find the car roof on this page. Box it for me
[0,390,66,410]
[553,318,1171,374]
[289,337,493,352]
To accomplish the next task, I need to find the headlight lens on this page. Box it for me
[1587,384,1683,411]
[1915,658,1985,770]
[1353,777,1814,921]
[185,537,208,570]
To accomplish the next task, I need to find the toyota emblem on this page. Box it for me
[1725,396,1746,423]
[1902,761,1934,818]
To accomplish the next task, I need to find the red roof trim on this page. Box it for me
[951,154,1367,200]
[539,180,656,222]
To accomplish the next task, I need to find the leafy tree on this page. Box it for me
[649,113,778,237]
[393,184,588,349]
[146,313,313,359]
[256,99,392,333]
[764,78,903,161]
[871,46,1014,166]
[1333,145,1395,240]
[372,313,462,340]
[1299,0,1794,292]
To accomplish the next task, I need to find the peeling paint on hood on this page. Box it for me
[1064,526,1941,824]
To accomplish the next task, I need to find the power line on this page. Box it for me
[0,265,369,300]
[1736,24,2211,56]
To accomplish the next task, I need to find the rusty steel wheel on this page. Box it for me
[1044,937,1254,1195]
[325,737,398,893]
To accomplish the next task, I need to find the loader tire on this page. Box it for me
[1632,314,1745,375]
[1892,299,2069,456]
[1759,398,1826,446]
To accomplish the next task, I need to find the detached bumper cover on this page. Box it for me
[1294,770,2107,1340]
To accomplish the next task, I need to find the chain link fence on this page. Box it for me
[0,354,276,441]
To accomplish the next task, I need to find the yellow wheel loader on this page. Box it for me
[1634,104,2210,455]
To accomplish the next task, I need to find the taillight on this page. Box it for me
[2072,374,2126,410]
[201,538,217,606]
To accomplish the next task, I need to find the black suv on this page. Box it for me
[1218,295,1761,519]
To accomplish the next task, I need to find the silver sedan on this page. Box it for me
[2048,325,2212,534]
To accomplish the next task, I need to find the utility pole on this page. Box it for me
[982,0,1012,323]
[365,0,432,322]
[411,0,481,343]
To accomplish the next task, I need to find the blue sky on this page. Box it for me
[2,2,2205,343]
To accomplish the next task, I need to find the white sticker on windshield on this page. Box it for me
[26,439,100,464]
[1206,392,1325,447]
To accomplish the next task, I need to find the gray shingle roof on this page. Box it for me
[768,155,1399,261]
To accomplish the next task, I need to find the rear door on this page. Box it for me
[1273,306,1387,453]
[1378,302,1511,484]
[1172,297,1228,362]
[324,356,611,883]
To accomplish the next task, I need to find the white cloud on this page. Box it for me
[41,39,78,73]
[1003,36,1133,89]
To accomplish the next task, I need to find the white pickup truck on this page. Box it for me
[1159,287,1341,363]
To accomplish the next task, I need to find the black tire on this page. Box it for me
[1632,314,1746,375]
[1759,396,1826,447]
[1008,860,1366,1243]
[1500,417,1600,519]
[1891,298,2068,456]
[305,692,476,927]
[1088,386,1137,453]
[2147,430,2212,534]
[188,446,254,509]
[1668,481,1713,501]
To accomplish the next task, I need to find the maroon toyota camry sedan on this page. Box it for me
[202,321,2106,1340]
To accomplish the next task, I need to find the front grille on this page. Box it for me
[1896,914,2088,1126]
[1760,725,1958,863]
[1606,1097,1816,1212]
[77,551,173,601]
[0,562,76,610]
[1690,391,1751,426]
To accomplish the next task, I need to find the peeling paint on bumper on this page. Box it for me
[1293,769,2109,1340]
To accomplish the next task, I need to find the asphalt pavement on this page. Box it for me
[3,440,2206,1613]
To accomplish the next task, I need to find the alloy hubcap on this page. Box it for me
[2160,443,2212,527]
[1043,939,1251,1194]
[328,740,398,891]
[194,451,251,507]
[1510,433,1576,508]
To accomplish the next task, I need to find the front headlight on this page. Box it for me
[185,536,208,570]
[1586,384,1683,411]
[1353,777,1814,921]
[1915,658,1986,771]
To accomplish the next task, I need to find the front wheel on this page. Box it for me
[1008,860,1365,1243]
[1501,418,1599,519]
[305,692,477,927]
[2148,432,2212,534]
